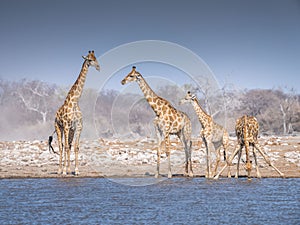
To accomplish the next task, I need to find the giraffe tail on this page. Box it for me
[48,131,59,155]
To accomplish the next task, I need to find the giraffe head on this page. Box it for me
[179,91,196,105]
[121,66,142,85]
[82,50,100,71]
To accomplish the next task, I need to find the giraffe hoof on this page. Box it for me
[75,168,80,176]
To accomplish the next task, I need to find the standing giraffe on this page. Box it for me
[49,50,100,175]
[180,91,231,178]
[121,66,193,178]
[214,115,285,180]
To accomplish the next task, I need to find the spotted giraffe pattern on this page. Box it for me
[215,115,285,179]
[235,115,259,178]
[235,115,259,145]
[53,51,100,175]
[180,91,231,178]
[121,66,193,178]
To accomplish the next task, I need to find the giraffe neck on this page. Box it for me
[192,98,211,128]
[137,76,160,112]
[65,60,89,104]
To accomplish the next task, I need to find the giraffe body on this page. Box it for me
[214,115,285,179]
[121,66,193,178]
[50,51,100,175]
[180,91,231,178]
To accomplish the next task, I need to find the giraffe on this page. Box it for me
[214,115,285,180]
[121,66,193,178]
[179,91,231,178]
[49,50,100,175]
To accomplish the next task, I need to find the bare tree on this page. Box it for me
[14,79,57,124]
[1,78,300,140]
[276,87,299,134]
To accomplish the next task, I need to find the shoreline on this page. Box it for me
[1,136,299,180]
[1,174,298,180]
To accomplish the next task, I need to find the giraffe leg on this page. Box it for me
[252,145,261,178]
[254,143,285,178]
[154,121,162,178]
[74,125,82,176]
[203,138,210,178]
[207,140,214,178]
[214,144,240,179]
[55,123,63,174]
[165,135,172,178]
[63,128,70,175]
[184,122,193,177]
[245,141,252,180]
[178,130,193,177]
[156,146,161,178]
[212,146,221,178]
[188,140,193,177]
[222,135,231,178]
[67,128,75,174]
[235,145,242,178]
[185,148,189,177]
[177,131,187,176]
[183,138,189,177]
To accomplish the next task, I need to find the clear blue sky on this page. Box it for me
[0,0,299,92]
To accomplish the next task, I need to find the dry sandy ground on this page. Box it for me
[0,136,299,179]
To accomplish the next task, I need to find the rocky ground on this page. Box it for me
[0,136,299,179]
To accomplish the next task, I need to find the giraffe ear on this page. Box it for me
[191,94,196,100]
[82,55,87,60]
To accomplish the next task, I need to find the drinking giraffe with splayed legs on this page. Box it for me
[214,115,285,180]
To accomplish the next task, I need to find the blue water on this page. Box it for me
[0,178,299,224]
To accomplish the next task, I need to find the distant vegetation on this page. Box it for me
[0,79,299,140]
